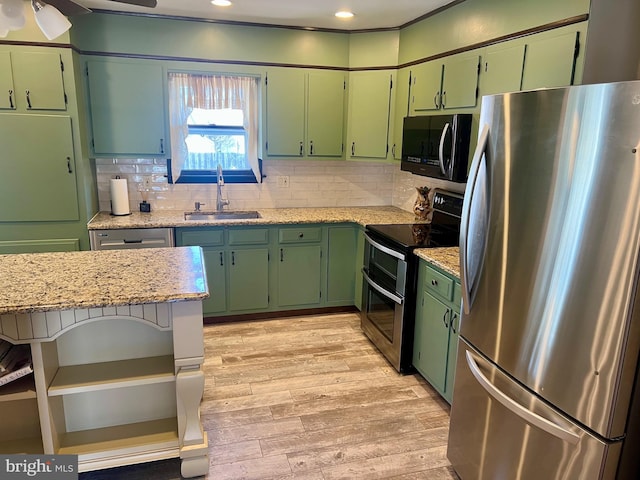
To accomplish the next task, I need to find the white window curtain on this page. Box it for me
[168,72,261,183]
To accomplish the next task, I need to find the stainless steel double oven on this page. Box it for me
[361,190,463,372]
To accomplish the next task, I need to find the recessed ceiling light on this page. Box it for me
[211,0,232,7]
[335,10,355,19]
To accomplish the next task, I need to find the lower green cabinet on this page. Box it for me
[176,223,358,318]
[201,249,227,314]
[277,245,322,307]
[229,248,269,311]
[413,260,461,404]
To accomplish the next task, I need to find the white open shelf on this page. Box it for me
[48,355,175,396]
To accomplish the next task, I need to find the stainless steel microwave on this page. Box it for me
[400,113,472,182]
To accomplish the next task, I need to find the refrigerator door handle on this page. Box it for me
[460,124,489,315]
[438,122,450,176]
[465,350,580,445]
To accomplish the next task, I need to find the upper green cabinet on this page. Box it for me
[265,68,345,158]
[480,44,526,96]
[0,114,78,222]
[86,60,166,157]
[521,31,579,90]
[0,51,66,111]
[412,53,480,113]
[347,70,394,159]
[391,67,411,160]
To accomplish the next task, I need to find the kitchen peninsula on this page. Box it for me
[0,247,209,477]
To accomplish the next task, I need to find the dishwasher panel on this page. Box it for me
[90,228,174,250]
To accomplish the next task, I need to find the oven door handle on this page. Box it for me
[363,233,406,261]
[362,269,404,305]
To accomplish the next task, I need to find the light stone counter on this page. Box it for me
[88,206,422,229]
[0,246,208,315]
[415,247,460,278]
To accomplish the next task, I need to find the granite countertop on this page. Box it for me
[88,206,423,229]
[415,247,460,278]
[0,246,208,315]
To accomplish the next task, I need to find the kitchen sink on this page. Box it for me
[184,210,261,221]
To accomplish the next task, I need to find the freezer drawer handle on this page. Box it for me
[465,350,580,445]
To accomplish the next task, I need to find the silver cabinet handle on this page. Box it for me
[66,156,72,173]
[8,89,13,109]
[465,350,580,445]
[26,90,32,109]
[433,92,439,109]
[309,140,314,155]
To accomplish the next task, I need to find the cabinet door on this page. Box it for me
[87,60,166,156]
[326,226,356,305]
[11,51,66,111]
[441,53,480,109]
[413,290,450,393]
[521,31,578,90]
[444,308,460,404]
[202,249,227,315]
[411,61,443,112]
[481,44,525,96]
[348,71,393,159]
[307,71,345,157]
[392,67,411,160]
[228,248,269,311]
[277,245,322,307]
[0,52,15,110]
[0,114,78,222]
[265,69,305,157]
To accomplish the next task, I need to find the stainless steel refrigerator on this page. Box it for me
[448,81,640,480]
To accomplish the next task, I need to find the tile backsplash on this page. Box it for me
[95,158,465,213]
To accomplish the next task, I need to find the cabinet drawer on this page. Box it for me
[453,281,462,312]
[279,226,322,244]
[228,228,269,245]
[180,229,224,247]
[423,265,454,301]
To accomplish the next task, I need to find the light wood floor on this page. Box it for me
[81,312,459,479]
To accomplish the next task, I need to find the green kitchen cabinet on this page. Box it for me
[391,67,411,160]
[347,70,394,159]
[265,68,345,158]
[0,114,78,222]
[411,60,444,112]
[307,70,345,157]
[411,52,480,113]
[276,226,323,308]
[521,31,579,90]
[265,68,305,156]
[202,249,227,314]
[0,50,67,111]
[412,260,461,404]
[277,245,322,307]
[354,226,365,310]
[86,59,166,157]
[228,248,270,311]
[480,43,526,96]
[326,225,357,306]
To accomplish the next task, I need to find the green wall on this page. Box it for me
[399,0,590,64]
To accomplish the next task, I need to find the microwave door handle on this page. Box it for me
[362,269,403,305]
[363,233,406,262]
[438,122,451,176]
[460,124,489,315]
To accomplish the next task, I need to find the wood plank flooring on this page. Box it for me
[81,313,459,479]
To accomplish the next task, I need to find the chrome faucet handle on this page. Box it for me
[194,201,205,211]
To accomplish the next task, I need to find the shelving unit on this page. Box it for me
[0,302,207,477]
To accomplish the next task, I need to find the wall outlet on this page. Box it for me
[142,175,152,190]
[277,176,290,188]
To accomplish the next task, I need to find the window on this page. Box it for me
[168,73,261,183]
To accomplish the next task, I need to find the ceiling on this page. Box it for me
[72,0,459,31]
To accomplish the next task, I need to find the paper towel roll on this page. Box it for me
[110,177,131,216]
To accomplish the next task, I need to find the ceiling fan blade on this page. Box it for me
[45,0,92,16]
[108,0,158,7]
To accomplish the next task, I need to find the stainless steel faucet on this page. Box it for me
[216,164,230,211]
